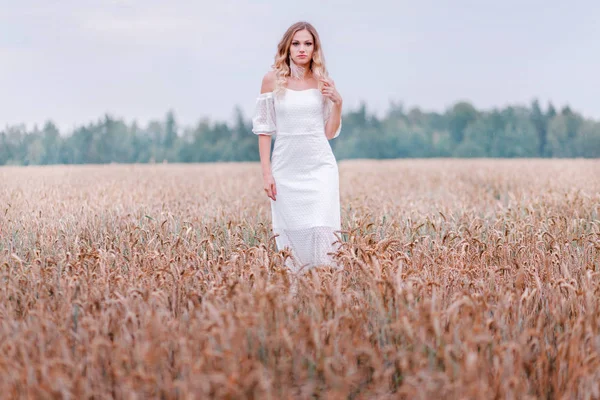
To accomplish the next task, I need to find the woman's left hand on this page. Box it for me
[320,78,342,105]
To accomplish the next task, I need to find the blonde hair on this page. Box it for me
[271,21,329,96]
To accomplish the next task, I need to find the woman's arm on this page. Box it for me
[325,102,342,140]
[258,71,277,200]
[258,135,276,200]
[320,77,343,140]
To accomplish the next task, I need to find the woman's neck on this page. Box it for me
[290,59,311,80]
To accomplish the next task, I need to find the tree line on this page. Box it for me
[1,99,598,166]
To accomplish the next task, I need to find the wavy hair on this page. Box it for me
[271,22,329,97]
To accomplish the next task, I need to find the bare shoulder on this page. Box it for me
[260,70,276,94]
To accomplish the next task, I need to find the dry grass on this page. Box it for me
[1,159,599,399]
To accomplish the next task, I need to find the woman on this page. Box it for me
[251,21,343,273]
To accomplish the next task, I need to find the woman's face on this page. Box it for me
[289,29,314,67]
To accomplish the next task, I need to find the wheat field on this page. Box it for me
[1,159,599,399]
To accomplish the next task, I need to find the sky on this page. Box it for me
[1,0,599,133]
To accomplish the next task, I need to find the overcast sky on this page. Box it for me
[1,0,599,132]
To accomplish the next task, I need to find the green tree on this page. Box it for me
[40,121,61,164]
[164,110,178,150]
[447,102,478,145]
[530,99,548,156]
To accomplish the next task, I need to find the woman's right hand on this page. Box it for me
[263,174,277,201]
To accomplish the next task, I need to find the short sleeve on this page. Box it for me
[252,92,276,136]
[323,98,342,139]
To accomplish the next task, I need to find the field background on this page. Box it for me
[1,159,599,399]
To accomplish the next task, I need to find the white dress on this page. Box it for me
[252,87,342,273]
